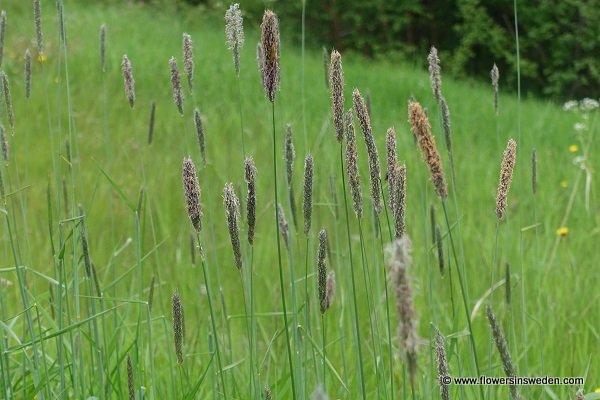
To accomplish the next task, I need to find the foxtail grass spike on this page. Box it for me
[182,157,203,232]
[25,49,31,98]
[33,0,43,55]
[225,3,244,76]
[435,225,444,275]
[365,90,372,119]
[330,50,344,142]
[386,127,397,186]
[531,148,537,194]
[0,11,6,67]
[126,353,135,400]
[428,46,442,102]
[303,153,314,236]
[1,71,14,134]
[260,10,280,102]
[344,108,363,218]
[121,55,135,108]
[434,328,450,400]
[169,57,184,115]
[148,275,155,312]
[391,163,406,239]
[224,183,242,268]
[277,203,290,249]
[495,138,517,219]
[326,270,336,309]
[408,99,447,199]
[147,101,156,144]
[386,236,418,382]
[264,386,272,400]
[1,124,7,164]
[317,229,329,313]
[486,304,520,399]
[322,46,329,89]
[491,63,499,115]
[79,206,92,278]
[99,24,106,71]
[193,108,206,165]
[439,96,452,152]
[284,124,298,227]
[0,167,5,203]
[91,263,102,297]
[244,157,257,245]
[182,33,194,90]
[575,390,585,400]
[353,88,382,213]
[172,292,184,365]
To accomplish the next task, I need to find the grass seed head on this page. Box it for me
[303,153,314,236]
[260,10,280,102]
[344,108,363,218]
[121,55,135,108]
[223,183,242,268]
[428,46,442,102]
[0,11,6,67]
[1,124,8,163]
[182,33,194,89]
[277,203,290,249]
[284,124,295,186]
[330,50,344,142]
[491,63,499,114]
[486,304,520,399]
[386,127,397,185]
[33,0,43,55]
[25,49,31,98]
[244,157,257,245]
[386,236,418,382]
[225,4,244,76]
[193,108,206,165]
[182,157,203,232]
[1,71,14,134]
[172,292,184,365]
[169,57,184,115]
[126,353,135,400]
[391,163,406,239]
[495,138,517,219]
[439,96,452,151]
[353,88,382,213]
[435,225,444,275]
[147,101,156,144]
[434,328,450,400]
[317,229,328,313]
[408,99,447,199]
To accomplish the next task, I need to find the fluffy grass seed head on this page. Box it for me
[223,183,242,269]
[0,10,6,67]
[386,236,418,382]
[317,229,329,313]
[434,328,450,400]
[182,33,194,90]
[491,63,499,114]
[99,24,106,71]
[172,292,185,365]
[182,157,203,232]
[1,124,8,164]
[408,99,448,199]
[391,163,407,239]
[486,304,520,399]
[495,138,517,219]
[25,49,32,98]
[193,108,206,165]
[386,127,398,183]
[344,108,363,218]
[435,225,444,275]
[303,153,314,236]
[277,203,290,249]
[121,55,135,108]
[169,57,184,115]
[126,353,135,400]
[428,46,442,102]
[330,50,344,142]
[260,10,280,102]
[225,3,244,76]
[284,124,295,186]
[244,157,257,245]
[264,386,272,400]
[353,88,382,213]
[33,0,43,55]
[1,71,14,134]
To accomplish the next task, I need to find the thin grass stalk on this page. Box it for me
[338,143,366,398]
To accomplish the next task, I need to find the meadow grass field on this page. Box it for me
[0,1,598,399]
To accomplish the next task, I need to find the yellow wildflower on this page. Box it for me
[568,144,578,153]
[560,180,568,188]
[595,387,600,393]
[556,227,569,236]
[37,54,47,63]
